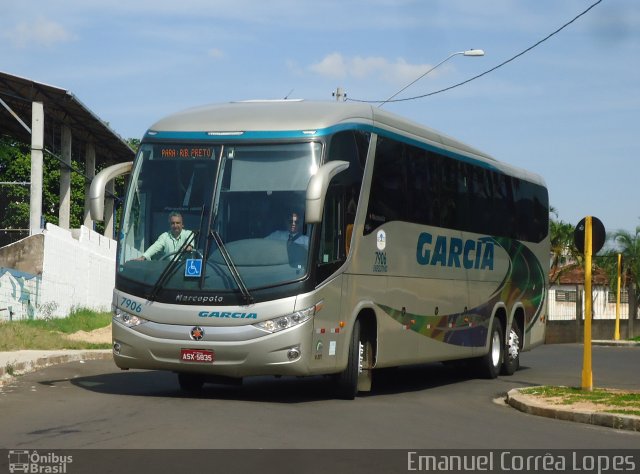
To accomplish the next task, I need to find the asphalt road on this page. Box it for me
[0,343,639,451]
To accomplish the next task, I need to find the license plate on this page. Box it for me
[180,348,215,363]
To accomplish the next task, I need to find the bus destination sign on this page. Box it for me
[160,146,213,159]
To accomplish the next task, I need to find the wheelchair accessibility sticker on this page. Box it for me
[185,259,203,277]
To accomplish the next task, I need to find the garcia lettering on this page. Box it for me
[198,311,258,319]
[416,232,494,270]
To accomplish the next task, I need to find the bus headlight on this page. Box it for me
[113,306,148,328]
[253,302,322,334]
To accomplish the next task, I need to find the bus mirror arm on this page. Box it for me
[305,160,349,223]
[89,161,133,221]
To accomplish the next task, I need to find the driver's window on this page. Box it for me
[316,185,344,283]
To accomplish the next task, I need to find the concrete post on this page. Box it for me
[629,283,636,339]
[83,142,96,229]
[29,102,44,235]
[576,284,583,343]
[59,125,72,229]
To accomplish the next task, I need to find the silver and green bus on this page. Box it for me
[91,100,549,398]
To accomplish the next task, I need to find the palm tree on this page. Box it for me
[603,226,640,322]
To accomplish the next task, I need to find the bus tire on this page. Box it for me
[475,318,504,379]
[177,372,205,393]
[335,319,364,399]
[501,322,521,376]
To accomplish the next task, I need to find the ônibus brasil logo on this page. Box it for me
[8,450,73,473]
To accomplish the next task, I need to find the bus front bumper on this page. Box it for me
[111,319,314,378]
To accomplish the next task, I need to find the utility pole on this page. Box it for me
[332,87,347,102]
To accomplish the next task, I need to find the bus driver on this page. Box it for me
[136,211,194,260]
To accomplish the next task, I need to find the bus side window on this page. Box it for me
[325,130,367,254]
[327,130,365,221]
[364,136,405,234]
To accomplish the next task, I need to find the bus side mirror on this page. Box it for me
[89,161,133,221]
[305,160,349,223]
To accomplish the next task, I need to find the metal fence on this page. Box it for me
[548,287,629,321]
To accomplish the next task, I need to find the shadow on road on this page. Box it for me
[66,361,481,403]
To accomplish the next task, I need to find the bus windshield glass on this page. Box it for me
[117,141,322,295]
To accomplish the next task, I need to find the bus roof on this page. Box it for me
[147,100,545,186]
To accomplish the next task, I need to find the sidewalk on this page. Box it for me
[505,339,640,432]
[0,349,112,384]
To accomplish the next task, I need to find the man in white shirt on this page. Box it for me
[137,212,194,260]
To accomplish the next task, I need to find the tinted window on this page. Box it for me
[365,137,406,234]
[364,135,548,242]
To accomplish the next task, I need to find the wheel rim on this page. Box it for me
[507,328,520,361]
[357,339,373,392]
[491,330,502,367]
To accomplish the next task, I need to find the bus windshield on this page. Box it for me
[117,141,322,296]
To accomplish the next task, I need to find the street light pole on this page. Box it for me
[378,49,485,108]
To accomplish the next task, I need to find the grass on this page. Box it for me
[520,386,640,416]
[0,308,111,351]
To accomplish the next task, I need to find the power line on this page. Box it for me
[348,0,603,104]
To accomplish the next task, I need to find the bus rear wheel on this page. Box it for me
[475,318,504,379]
[501,322,521,376]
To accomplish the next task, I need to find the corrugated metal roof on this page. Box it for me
[0,70,134,166]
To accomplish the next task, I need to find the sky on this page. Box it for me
[2,0,639,235]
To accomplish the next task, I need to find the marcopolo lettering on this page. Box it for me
[416,232,494,270]
[198,311,258,319]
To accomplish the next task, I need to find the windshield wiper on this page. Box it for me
[147,203,206,301]
[208,230,254,305]
[195,145,253,305]
[148,231,197,301]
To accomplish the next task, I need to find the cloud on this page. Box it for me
[207,48,225,59]
[309,53,348,79]
[6,17,74,49]
[309,53,447,85]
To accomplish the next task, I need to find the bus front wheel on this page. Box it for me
[177,373,205,393]
[334,319,372,399]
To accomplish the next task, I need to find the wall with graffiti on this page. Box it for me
[0,223,115,321]
[0,267,38,321]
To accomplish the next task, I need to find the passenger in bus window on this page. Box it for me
[135,211,194,260]
[266,211,309,247]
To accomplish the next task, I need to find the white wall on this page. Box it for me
[38,223,116,317]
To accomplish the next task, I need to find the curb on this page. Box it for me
[0,350,112,385]
[506,388,640,432]
[592,340,640,347]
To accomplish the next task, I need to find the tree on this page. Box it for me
[0,137,31,236]
[0,135,116,243]
[549,207,580,284]
[601,226,640,320]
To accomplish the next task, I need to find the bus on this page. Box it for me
[90,100,549,399]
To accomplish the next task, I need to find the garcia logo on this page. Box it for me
[416,232,494,270]
[198,311,257,319]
